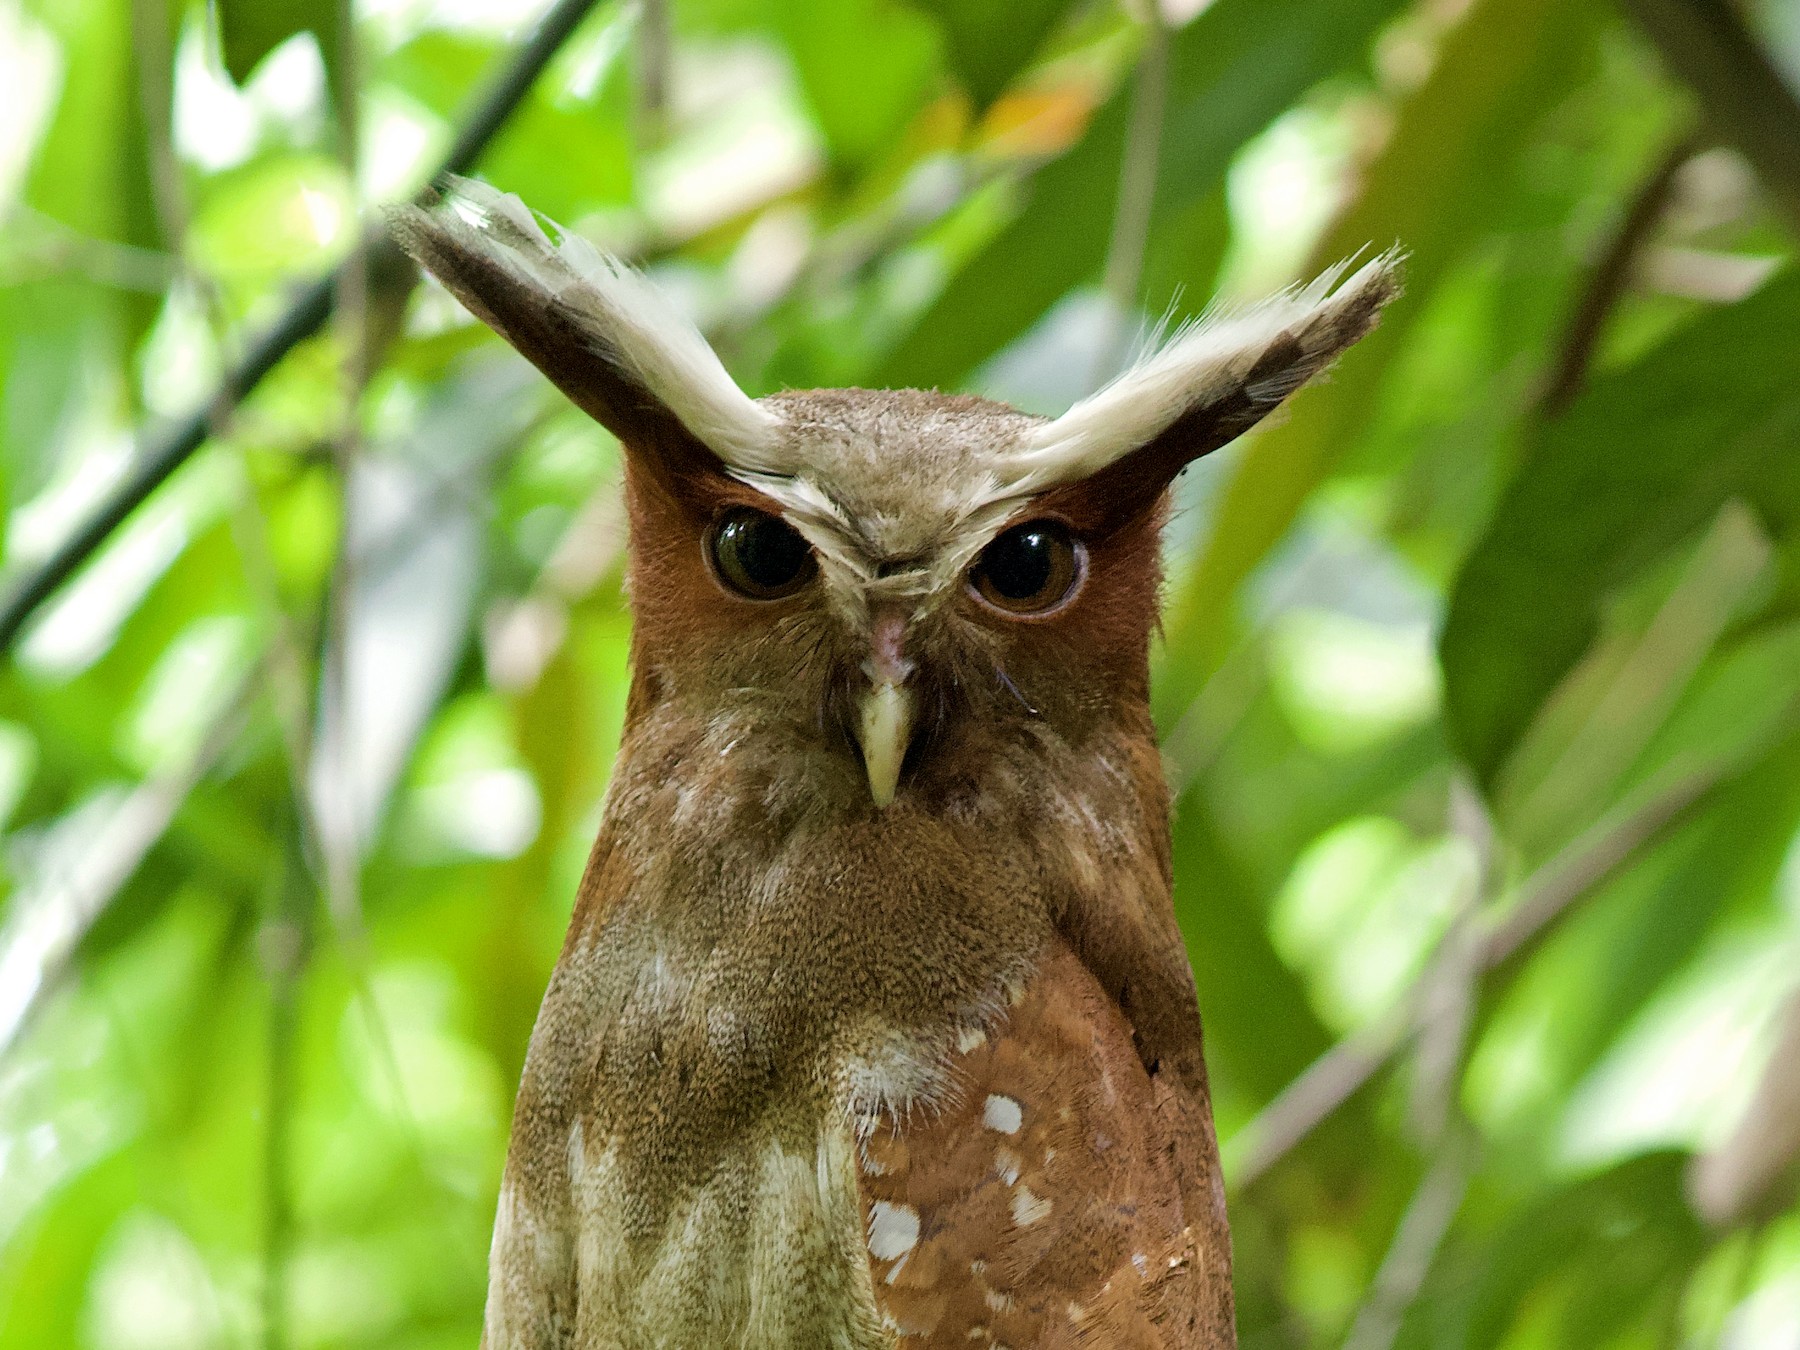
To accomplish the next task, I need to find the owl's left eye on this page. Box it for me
[969,520,1084,616]
[709,507,816,599]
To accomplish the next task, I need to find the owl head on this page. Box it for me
[389,180,1397,816]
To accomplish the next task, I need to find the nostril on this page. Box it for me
[866,611,913,687]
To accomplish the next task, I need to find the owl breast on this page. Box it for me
[855,941,1221,1347]
[482,720,1227,1347]
[556,1113,888,1349]
[485,939,1218,1349]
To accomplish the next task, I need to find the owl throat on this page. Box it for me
[490,689,1169,1346]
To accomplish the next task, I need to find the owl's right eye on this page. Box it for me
[708,508,816,599]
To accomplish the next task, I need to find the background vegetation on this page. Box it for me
[1,0,1798,1345]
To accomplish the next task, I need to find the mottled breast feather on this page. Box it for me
[855,941,1233,1347]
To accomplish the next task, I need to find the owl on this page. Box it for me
[389,179,1396,1350]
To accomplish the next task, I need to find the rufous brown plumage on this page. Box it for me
[388,178,1398,1350]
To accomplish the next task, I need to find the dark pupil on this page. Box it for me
[725,512,807,588]
[985,526,1055,600]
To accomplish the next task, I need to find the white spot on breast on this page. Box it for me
[844,1029,950,1124]
[868,1201,920,1260]
[984,1288,1013,1313]
[1010,1186,1052,1227]
[1132,1252,1149,1277]
[982,1094,1023,1135]
[994,1147,1022,1185]
[956,1024,988,1054]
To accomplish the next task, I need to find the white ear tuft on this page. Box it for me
[390,177,785,472]
[997,251,1403,496]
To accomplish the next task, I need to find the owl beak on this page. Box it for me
[858,612,916,808]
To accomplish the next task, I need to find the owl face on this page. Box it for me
[622,386,1168,812]
[388,179,1398,813]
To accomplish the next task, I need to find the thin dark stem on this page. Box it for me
[437,0,604,182]
[636,0,672,148]
[1621,0,1800,235]
[1228,761,1726,1191]
[261,841,314,1350]
[0,0,607,656]
[1091,3,1169,392]
[1341,1128,1475,1350]
[1539,131,1702,417]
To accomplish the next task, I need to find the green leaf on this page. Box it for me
[0,0,168,508]
[1171,793,1335,1108]
[214,0,339,93]
[1464,1153,1706,1349]
[1158,0,1607,721]
[0,1154,137,1347]
[909,0,1070,107]
[768,0,942,168]
[1441,271,1800,786]
[875,0,1409,392]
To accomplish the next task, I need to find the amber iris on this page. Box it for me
[710,507,816,598]
[971,521,1084,615]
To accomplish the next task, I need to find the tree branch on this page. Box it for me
[1341,1128,1475,1350]
[0,0,607,655]
[1538,131,1702,417]
[1227,761,1726,1191]
[261,835,315,1350]
[1621,0,1800,235]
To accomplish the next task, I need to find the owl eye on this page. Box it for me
[970,520,1084,616]
[709,507,816,599]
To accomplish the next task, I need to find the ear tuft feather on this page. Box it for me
[385,177,784,472]
[997,251,1403,498]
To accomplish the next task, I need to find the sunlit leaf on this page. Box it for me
[910,0,1070,107]
[214,0,340,97]
[768,0,941,169]
[876,0,1409,392]
[1160,0,1608,719]
[1442,271,1800,786]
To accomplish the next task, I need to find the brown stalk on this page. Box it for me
[1228,759,1726,1191]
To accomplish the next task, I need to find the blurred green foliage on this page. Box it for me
[1,0,1799,1346]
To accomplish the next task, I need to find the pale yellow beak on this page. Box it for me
[857,680,914,808]
[857,610,915,808]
